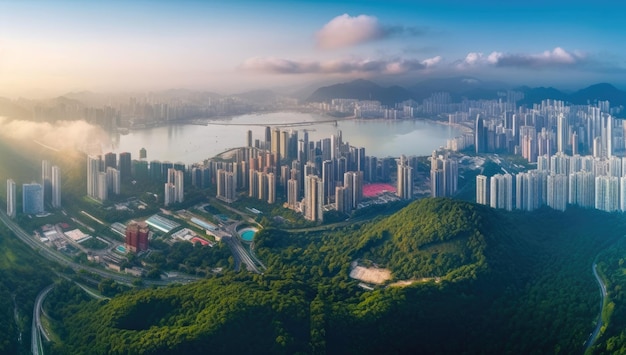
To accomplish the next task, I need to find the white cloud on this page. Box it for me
[316,14,384,50]
[241,56,441,75]
[315,14,427,50]
[458,47,585,69]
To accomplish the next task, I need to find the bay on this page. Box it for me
[106,112,463,164]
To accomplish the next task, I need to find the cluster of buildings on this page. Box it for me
[86,152,131,201]
[311,98,416,119]
[430,151,458,198]
[470,98,626,213]
[211,127,370,222]
[6,159,62,218]
[477,153,626,213]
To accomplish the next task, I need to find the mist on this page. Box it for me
[0,117,110,155]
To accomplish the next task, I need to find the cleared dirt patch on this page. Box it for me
[349,263,392,284]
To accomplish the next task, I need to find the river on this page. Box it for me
[106,112,463,164]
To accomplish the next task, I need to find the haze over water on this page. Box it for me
[106,112,462,164]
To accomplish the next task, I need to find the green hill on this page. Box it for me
[353,198,487,281]
[44,198,626,354]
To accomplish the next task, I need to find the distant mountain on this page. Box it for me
[570,83,626,106]
[307,78,626,109]
[306,79,413,106]
[516,86,569,105]
[409,76,505,101]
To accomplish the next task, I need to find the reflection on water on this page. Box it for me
[108,112,462,164]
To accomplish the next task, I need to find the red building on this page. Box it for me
[125,221,149,253]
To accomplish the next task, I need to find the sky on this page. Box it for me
[1,0,626,98]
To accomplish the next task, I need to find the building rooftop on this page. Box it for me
[145,214,180,233]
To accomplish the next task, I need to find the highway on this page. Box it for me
[31,284,54,355]
[223,235,263,273]
[585,263,608,352]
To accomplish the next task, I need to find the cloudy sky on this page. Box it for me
[1,0,625,97]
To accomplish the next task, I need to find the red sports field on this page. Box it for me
[363,183,396,198]
[191,237,210,246]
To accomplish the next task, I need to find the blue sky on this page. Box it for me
[1,0,625,97]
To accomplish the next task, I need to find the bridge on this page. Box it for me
[203,119,340,127]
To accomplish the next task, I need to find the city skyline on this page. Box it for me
[2,1,626,98]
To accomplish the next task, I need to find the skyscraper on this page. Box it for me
[139,148,147,160]
[216,169,237,203]
[476,175,488,205]
[595,175,619,212]
[287,178,299,209]
[475,114,486,154]
[322,160,334,204]
[557,113,567,154]
[119,152,132,180]
[97,172,108,201]
[22,183,44,215]
[42,160,52,204]
[87,155,100,198]
[397,155,413,200]
[104,152,117,170]
[489,174,513,211]
[51,166,61,208]
[304,175,324,222]
[547,173,568,211]
[6,179,16,218]
[267,172,276,204]
[125,221,149,253]
[271,128,281,160]
[106,167,121,196]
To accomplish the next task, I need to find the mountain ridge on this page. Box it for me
[306,78,626,107]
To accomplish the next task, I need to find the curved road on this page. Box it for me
[31,284,54,355]
[585,263,607,352]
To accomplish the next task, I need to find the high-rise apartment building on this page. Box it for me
[51,166,61,208]
[22,183,44,215]
[42,160,52,204]
[476,175,488,205]
[216,169,237,203]
[547,173,568,211]
[489,174,513,211]
[106,167,121,196]
[87,155,100,198]
[97,172,108,201]
[304,175,324,222]
[6,179,16,218]
[119,152,132,180]
[125,221,149,253]
[397,155,413,200]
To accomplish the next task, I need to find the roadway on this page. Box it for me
[31,284,54,355]
[221,219,265,274]
[584,263,608,352]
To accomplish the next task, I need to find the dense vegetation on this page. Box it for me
[42,198,626,354]
[590,237,626,353]
[0,225,54,354]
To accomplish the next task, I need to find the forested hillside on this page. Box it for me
[0,225,54,354]
[45,199,626,354]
